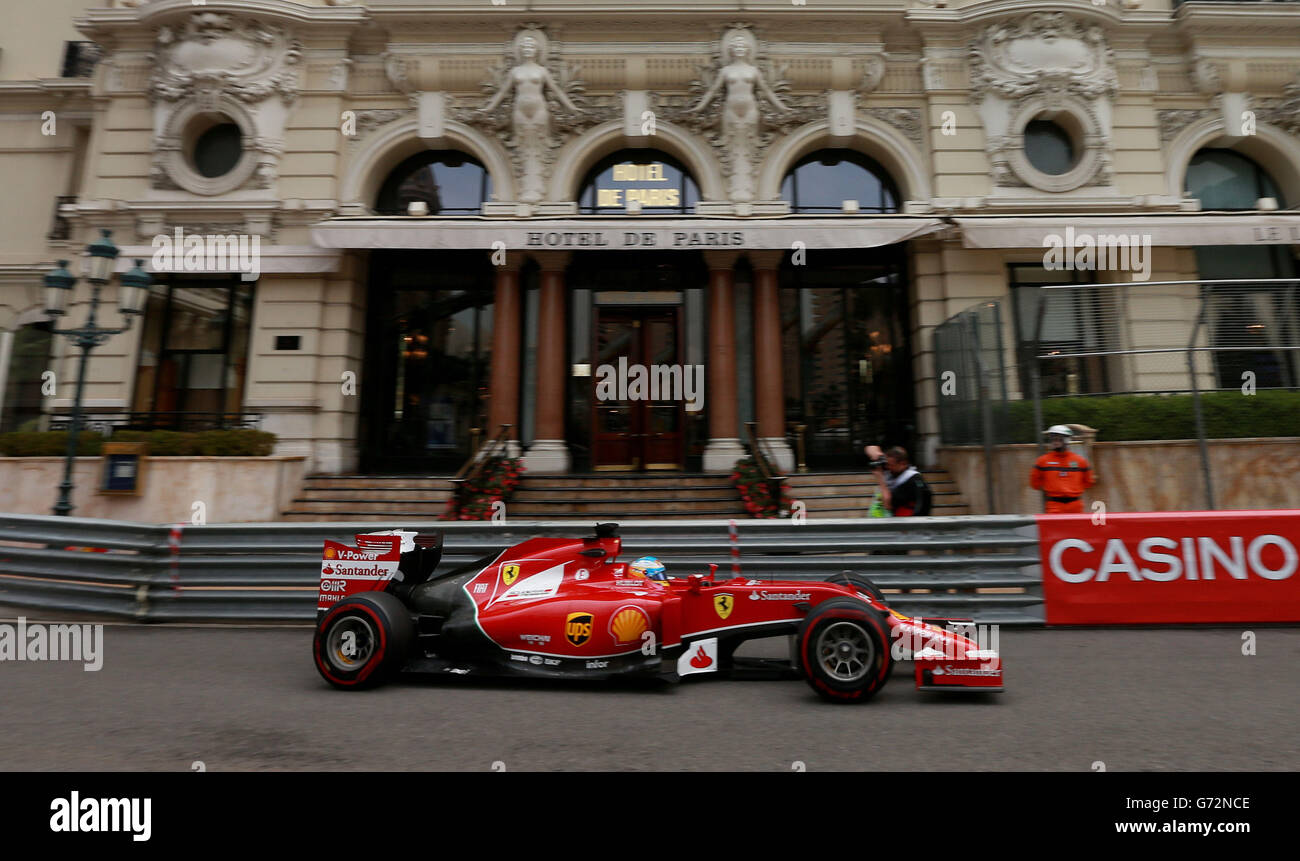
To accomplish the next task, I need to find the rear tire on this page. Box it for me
[797,599,892,703]
[314,591,415,690]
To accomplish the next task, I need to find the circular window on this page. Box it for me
[1023,120,1076,176]
[191,122,243,179]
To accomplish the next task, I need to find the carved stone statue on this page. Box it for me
[684,28,793,203]
[478,29,583,203]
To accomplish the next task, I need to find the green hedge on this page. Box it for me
[0,429,277,457]
[1004,390,1300,442]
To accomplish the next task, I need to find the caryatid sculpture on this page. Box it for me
[480,29,583,203]
[687,28,789,202]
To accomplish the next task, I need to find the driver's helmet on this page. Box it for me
[628,556,667,581]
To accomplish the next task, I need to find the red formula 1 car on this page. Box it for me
[312,524,1002,703]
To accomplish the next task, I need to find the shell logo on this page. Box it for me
[325,547,337,559]
[609,605,650,645]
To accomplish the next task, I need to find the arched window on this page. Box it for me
[577,149,699,215]
[1185,149,1284,210]
[781,150,899,213]
[376,151,492,215]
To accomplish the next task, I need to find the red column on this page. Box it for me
[702,251,744,471]
[487,253,523,441]
[534,257,567,440]
[748,251,785,440]
[525,251,571,472]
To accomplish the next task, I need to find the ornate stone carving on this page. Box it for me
[969,12,1118,105]
[859,55,887,95]
[661,25,818,203]
[1190,57,1223,96]
[146,12,299,194]
[455,27,611,204]
[1255,75,1300,136]
[969,12,1118,193]
[353,108,413,138]
[148,12,302,106]
[863,107,923,147]
[1157,108,1212,142]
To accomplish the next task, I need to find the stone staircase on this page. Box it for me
[783,468,971,517]
[280,475,456,522]
[507,473,745,520]
[280,467,971,522]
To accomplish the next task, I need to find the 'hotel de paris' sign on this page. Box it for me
[312,217,947,251]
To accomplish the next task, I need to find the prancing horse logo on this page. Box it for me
[501,564,521,587]
[714,593,734,620]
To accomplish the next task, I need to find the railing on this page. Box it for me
[448,423,513,512]
[46,411,263,433]
[743,421,787,509]
[0,513,1046,624]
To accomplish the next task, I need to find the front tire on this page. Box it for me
[797,599,892,703]
[826,572,888,606]
[314,591,415,690]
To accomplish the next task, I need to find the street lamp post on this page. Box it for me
[44,228,151,516]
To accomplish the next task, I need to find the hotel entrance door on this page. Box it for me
[591,307,684,470]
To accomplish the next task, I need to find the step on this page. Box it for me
[281,513,452,523]
[520,476,733,489]
[286,500,454,514]
[298,488,454,502]
[302,477,455,490]
[512,486,738,499]
[507,499,744,514]
[514,491,743,507]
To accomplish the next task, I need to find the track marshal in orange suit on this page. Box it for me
[1030,425,1095,514]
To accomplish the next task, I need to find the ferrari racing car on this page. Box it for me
[312,524,1002,703]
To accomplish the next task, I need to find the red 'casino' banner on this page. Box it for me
[1037,510,1300,624]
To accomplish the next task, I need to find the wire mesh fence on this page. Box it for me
[935,278,1300,510]
[932,300,1014,447]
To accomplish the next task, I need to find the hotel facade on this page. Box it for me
[1,0,1298,478]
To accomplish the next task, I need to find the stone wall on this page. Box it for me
[938,438,1300,515]
[0,456,306,523]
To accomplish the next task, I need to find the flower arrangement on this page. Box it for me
[730,457,793,518]
[440,457,525,520]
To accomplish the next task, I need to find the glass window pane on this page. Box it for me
[1186,149,1283,210]
[781,150,898,213]
[165,287,229,351]
[377,151,490,215]
[577,149,698,215]
[1,323,53,433]
[1023,121,1075,176]
[193,124,242,178]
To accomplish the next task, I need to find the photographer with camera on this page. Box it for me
[864,445,932,517]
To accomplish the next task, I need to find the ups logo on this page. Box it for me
[565,612,594,647]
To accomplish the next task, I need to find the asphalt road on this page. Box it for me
[1,623,1296,771]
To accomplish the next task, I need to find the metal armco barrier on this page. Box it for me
[0,514,1044,624]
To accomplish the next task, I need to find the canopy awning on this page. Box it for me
[310,216,946,252]
[955,214,1300,248]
